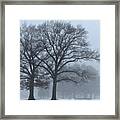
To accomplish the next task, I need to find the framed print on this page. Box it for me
[0,0,119,119]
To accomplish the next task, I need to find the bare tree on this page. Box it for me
[36,21,100,100]
[20,24,49,100]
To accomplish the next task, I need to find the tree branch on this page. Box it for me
[57,70,81,76]
[57,78,78,84]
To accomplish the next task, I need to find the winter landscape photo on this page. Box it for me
[20,20,100,100]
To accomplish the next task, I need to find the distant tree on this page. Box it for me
[80,64,99,81]
[36,21,100,100]
[20,24,49,100]
[57,63,98,84]
[57,64,99,99]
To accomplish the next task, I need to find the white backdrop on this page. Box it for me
[5,5,115,115]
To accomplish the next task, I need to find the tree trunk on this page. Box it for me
[51,77,57,100]
[28,79,35,100]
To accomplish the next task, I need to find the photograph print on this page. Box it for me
[20,20,100,100]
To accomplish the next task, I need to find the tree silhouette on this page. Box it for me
[20,24,49,100]
[35,21,100,100]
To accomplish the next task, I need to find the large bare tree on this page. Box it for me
[20,24,49,100]
[36,21,100,100]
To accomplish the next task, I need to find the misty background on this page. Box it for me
[20,20,100,100]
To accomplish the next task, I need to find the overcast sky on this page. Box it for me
[20,20,100,51]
